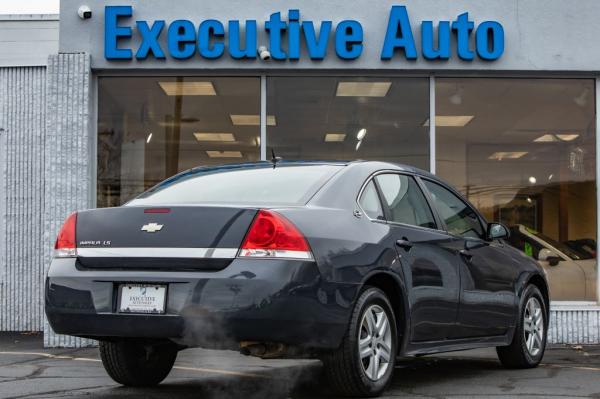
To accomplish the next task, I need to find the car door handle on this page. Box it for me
[459,249,473,261]
[396,238,413,251]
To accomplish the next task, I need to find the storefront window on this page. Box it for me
[97,76,260,207]
[267,77,430,169]
[436,78,597,301]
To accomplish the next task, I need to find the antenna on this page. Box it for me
[270,148,282,168]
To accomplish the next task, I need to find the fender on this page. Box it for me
[515,270,550,304]
[359,269,411,353]
[501,270,549,343]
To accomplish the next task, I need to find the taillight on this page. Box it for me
[54,212,77,258]
[238,210,313,260]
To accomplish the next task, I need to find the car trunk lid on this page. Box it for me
[74,206,257,271]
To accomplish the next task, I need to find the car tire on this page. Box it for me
[99,340,178,386]
[322,287,397,397]
[496,284,548,369]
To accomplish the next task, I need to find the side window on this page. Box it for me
[358,181,384,220]
[375,174,436,229]
[423,180,485,239]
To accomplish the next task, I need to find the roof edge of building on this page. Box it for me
[0,14,59,21]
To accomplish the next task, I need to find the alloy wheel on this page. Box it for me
[358,304,393,381]
[523,297,544,357]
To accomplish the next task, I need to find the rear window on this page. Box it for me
[127,164,343,206]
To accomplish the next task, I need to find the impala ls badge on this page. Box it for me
[141,223,163,233]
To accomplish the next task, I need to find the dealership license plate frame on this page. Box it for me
[118,283,167,314]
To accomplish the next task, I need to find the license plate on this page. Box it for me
[119,284,167,314]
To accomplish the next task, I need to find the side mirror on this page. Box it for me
[538,248,562,266]
[548,257,561,267]
[487,222,509,241]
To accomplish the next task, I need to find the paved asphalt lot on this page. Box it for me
[0,333,599,399]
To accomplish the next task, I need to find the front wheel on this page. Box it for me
[322,287,398,397]
[99,339,178,386]
[496,284,548,368]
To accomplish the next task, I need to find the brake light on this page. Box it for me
[144,208,171,214]
[54,212,77,258]
[239,210,313,260]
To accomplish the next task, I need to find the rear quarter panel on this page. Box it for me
[277,162,406,286]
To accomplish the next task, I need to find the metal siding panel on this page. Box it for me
[0,66,46,331]
[548,308,600,344]
[0,69,6,331]
[42,53,95,348]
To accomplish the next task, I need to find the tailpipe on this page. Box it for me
[239,341,287,359]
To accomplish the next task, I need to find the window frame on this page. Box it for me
[356,170,441,232]
[92,73,600,305]
[357,179,386,221]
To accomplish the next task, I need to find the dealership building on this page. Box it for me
[0,0,599,347]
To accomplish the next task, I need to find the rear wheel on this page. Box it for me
[496,284,548,368]
[99,339,178,386]
[322,287,397,397]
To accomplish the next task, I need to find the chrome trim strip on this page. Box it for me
[237,248,314,260]
[355,170,446,234]
[77,247,238,259]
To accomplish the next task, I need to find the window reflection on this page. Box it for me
[267,77,430,169]
[436,78,597,301]
[97,77,260,207]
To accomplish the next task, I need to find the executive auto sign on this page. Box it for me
[104,5,504,62]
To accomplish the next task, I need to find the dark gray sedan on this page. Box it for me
[45,161,549,397]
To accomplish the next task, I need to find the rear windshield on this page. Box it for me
[127,164,343,206]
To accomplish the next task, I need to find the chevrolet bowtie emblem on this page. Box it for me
[141,223,163,233]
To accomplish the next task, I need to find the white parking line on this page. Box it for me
[543,363,600,372]
[5,350,598,378]
[173,365,267,378]
[439,355,600,372]
[0,351,76,360]
[0,351,269,379]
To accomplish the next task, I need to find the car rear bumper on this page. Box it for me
[45,258,358,351]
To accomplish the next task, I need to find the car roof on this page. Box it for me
[185,159,435,177]
[159,160,443,193]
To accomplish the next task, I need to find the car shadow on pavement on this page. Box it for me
[69,357,504,399]
[385,357,504,394]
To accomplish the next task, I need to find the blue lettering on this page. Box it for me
[421,21,450,60]
[265,12,287,60]
[452,12,475,60]
[335,20,363,59]
[198,20,225,59]
[476,21,504,60]
[105,6,133,59]
[135,20,165,59]
[381,6,417,60]
[302,21,331,60]
[229,20,257,59]
[168,20,196,59]
[288,10,301,60]
[103,7,504,63]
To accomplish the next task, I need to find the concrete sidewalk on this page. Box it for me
[0,332,599,398]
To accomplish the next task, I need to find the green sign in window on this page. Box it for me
[524,242,533,257]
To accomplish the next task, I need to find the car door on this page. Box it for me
[421,179,519,338]
[372,173,460,342]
